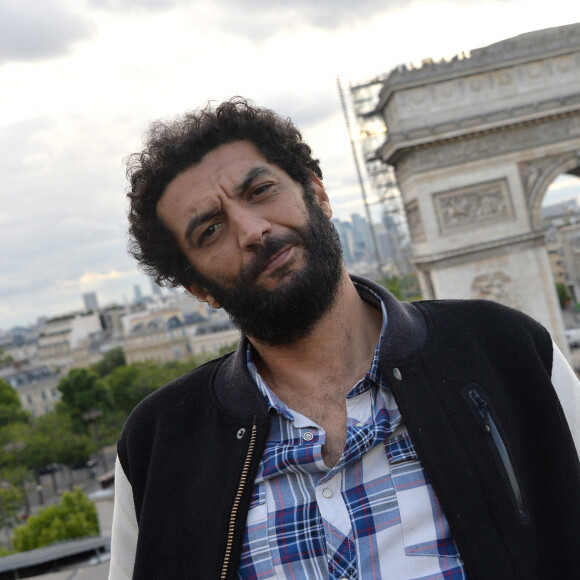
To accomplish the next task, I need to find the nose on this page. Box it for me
[231,207,272,250]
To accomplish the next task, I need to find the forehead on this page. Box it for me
[174,140,268,193]
[156,140,272,226]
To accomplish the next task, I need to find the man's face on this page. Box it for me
[156,140,344,345]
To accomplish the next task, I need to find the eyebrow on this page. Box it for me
[236,166,274,195]
[183,165,275,244]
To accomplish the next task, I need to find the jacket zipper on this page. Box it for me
[467,388,527,522]
[220,420,258,579]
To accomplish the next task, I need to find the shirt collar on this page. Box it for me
[247,282,389,417]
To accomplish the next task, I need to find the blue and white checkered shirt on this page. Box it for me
[239,288,466,579]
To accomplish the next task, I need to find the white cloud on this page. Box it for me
[2,0,580,328]
[0,0,94,64]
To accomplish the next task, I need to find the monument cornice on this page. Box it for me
[377,24,580,111]
[412,231,545,269]
[380,106,580,169]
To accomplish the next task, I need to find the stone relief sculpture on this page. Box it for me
[471,271,520,309]
[405,200,425,242]
[434,180,513,232]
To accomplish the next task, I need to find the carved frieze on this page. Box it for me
[433,179,514,233]
[383,24,580,89]
[405,200,425,242]
[471,271,520,310]
[398,111,580,174]
[386,51,580,133]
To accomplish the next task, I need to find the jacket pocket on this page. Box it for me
[386,433,461,558]
[463,384,528,523]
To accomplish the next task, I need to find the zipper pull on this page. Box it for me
[469,389,492,435]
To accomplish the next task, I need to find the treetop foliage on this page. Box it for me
[556,282,572,309]
[376,273,422,302]
[56,368,112,433]
[11,488,99,552]
[89,347,126,378]
[0,378,29,427]
[0,342,239,498]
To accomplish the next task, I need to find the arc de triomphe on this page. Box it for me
[377,23,580,355]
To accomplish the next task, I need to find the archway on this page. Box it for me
[542,173,580,308]
[376,24,580,355]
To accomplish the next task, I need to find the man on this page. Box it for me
[109,98,580,579]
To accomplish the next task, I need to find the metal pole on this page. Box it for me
[337,75,384,276]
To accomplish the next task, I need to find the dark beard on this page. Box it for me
[194,199,343,346]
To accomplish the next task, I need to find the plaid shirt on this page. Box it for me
[239,290,466,579]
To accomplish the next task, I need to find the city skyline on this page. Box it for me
[3,1,580,329]
[3,151,580,333]
[5,180,580,333]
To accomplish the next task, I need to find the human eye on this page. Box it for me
[197,222,222,245]
[249,182,274,199]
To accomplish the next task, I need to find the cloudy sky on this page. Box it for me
[2,0,580,330]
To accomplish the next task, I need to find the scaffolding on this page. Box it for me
[343,74,410,274]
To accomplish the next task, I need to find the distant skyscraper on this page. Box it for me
[134,285,143,303]
[382,212,401,265]
[83,292,99,312]
[350,213,374,262]
[150,278,163,298]
[332,218,355,264]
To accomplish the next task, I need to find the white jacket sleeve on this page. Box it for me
[550,341,580,457]
[108,456,138,579]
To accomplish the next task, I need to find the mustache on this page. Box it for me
[240,230,304,283]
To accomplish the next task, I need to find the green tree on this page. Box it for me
[0,422,32,470]
[11,488,99,552]
[90,347,126,378]
[376,274,422,302]
[106,360,191,416]
[107,364,149,416]
[106,344,239,418]
[0,379,28,427]
[0,476,25,532]
[32,413,94,473]
[0,349,14,367]
[0,421,32,517]
[0,414,93,473]
[56,369,112,433]
[556,283,572,309]
[0,415,94,495]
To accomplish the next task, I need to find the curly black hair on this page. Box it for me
[126,97,323,288]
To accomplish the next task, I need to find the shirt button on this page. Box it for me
[322,488,334,499]
[303,431,314,441]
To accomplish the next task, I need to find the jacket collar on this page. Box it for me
[213,275,429,418]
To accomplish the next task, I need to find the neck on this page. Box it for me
[249,270,382,401]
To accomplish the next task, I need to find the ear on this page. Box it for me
[184,283,222,309]
[310,174,333,218]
